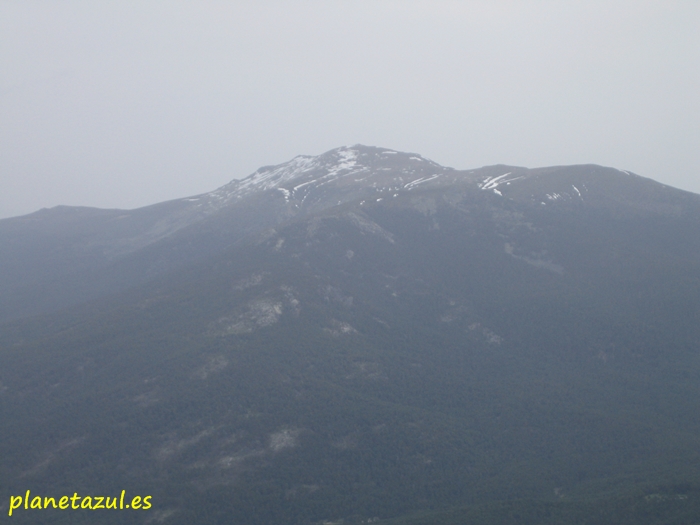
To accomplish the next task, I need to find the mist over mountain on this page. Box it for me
[2,146,700,524]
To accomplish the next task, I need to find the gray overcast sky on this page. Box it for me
[1,1,699,219]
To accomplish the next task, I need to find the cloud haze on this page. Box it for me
[1,1,699,218]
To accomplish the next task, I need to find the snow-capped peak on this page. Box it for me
[202,146,362,206]
[195,145,445,212]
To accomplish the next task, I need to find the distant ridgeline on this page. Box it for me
[2,146,700,524]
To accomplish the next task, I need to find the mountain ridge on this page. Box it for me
[2,145,700,524]
[2,145,698,325]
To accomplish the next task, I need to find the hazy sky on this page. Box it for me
[1,1,699,219]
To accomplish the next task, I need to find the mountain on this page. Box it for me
[2,145,700,524]
[0,147,441,320]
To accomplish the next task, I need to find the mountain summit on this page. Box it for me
[1,145,693,323]
[2,147,700,525]
[183,145,455,217]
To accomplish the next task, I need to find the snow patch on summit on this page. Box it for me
[201,147,368,210]
[478,172,524,196]
[191,146,455,215]
[327,148,359,177]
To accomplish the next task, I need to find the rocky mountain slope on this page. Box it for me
[2,146,700,524]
